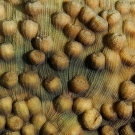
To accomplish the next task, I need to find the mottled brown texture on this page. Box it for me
[70,75,90,93]
[2,20,17,36]
[116,101,132,119]
[29,50,45,65]
[63,1,82,18]
[107,11,121,26]
[19,72,40,90]
[50,52,69,70]
[21,20,38,39]
[7,115,23,131]
[0,43,14,61]
[101,103,117,121]
[89,52,105,70]
[73,97,93,114]
[2,71,18,89]
[0,115,6,130]
[77,29,95,46]
[25,1,43,16]
[120,46,135,66]
[0,96,13,115]
[13,101,30,122]
[65,41,83,57]
[88,16,108,32]
[51,12,71,29]
[35,36,53,53]
[44,76,62,93]
[63,23,82,39]
[31,113,47,133]
[106,33,126,51]
[119,125,134,135]
[26,97,41,115]
[41,122,58,135]
[54,95,73,112]
[79,7,96,24]
[0,4,6,20]
[115,1,131,15]
[119,81,135,101]
[101,125,115,135]
[21,123,35,135]
[82,108,102,130]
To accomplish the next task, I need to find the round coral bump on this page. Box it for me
[119,124,134,135]
[50,51,69,71]
[103,47,122,72]
[106,33,126,51]
[35,36,53,53]
[82,108,102,130]
[7,115,23,131]
[88,15,108,32]
[54,95,73,112]
[79,7,96,24]
[44,76,62,93]
[119,81,135,101]
[21,123,35,135]
[101,125,115,135]
[13,100,30,122]
[70,75,90,93]
[120,46,135,66]
[0,43,14,61]
[65,41,83,57]
[73,97,93,114]
[26,96,41,115]
[29,50,45,65]
[116,101,132,119]
[19,71,40,90]
[21,20,38,39]
[100,10,108,20]
[123,20,135,35]
[2,20,17,36]
[115,0,131,15]
[51,12,71,29]
[30,113,47,132]
[25,1,43,16]
[63,1,82,18]
[0,96,13,115]
[41,122,58,135]
[89,52,105,70]
[63,23,82,40]
[85,0,99,9]
[107,11,121,26]
[100,103,117,121]
[64,124,83,135]
[2,71,18,89]
[77,29,95,46]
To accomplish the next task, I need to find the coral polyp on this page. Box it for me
[1,0,135,135]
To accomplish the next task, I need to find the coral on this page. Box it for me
[0,0,135,135]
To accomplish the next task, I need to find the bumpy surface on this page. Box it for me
[0,0,135,135]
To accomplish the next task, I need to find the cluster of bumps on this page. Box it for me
[52,0,135,72]
[0,96,56,135]
[51,0,135,134]
[1,0,135,135]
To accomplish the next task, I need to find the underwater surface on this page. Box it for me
[0,0,135,134]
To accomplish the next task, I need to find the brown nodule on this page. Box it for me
[50,52,69,71]
[70,75,90,93]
